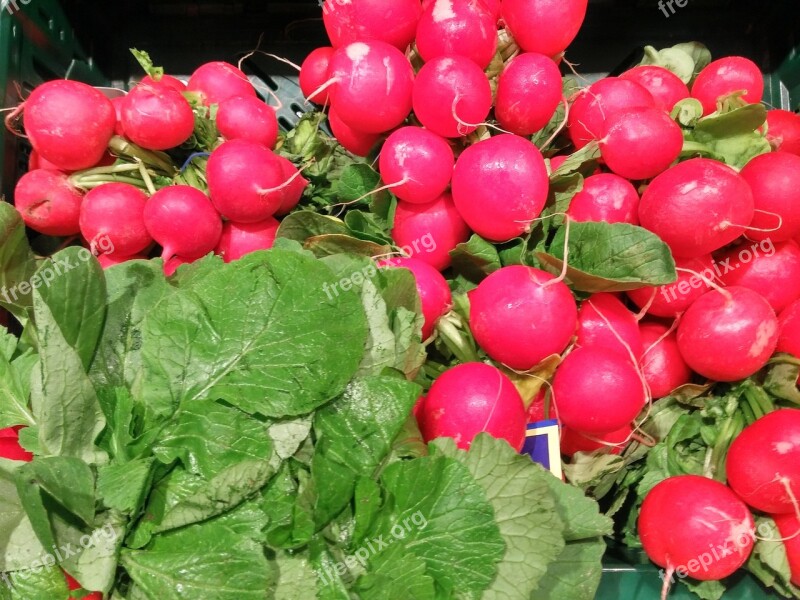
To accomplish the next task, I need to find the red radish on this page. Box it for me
[110,96,126,137]
[416,0,498,69]
[29,149,71,172]
[65,571,102,600]
[412,55,493,138]
[639,321,692,398]
[639,475,755,582]
[561,424,632,457]
[691,56,764,115]
[740,152,800,242]
[164,255,194,277]
[328,41,414,134]
[377,257,452,339]
[773,513,800,587]
[549,155,569,173]
[502,0,588,57]
[527,390,553,422]
[495,53,563,136]
[451,134,548,241]
[424,0,501,21]
[299,47,335,105]
[187,61,255,106]
[327,107,381,157]
[216,96,279,149]
[142,74,186,92]
[576,293,643,360]
[322,0,422,51]
[379,126,454,204]
[391,192,471,271]
[143,186,222,260]
[469,266,577,370]
[600,106,683,180]
[79,183,151,256]
[619,65,690,112]
[567,77,655,149]
[627,254,715,318]
[97,253,147,269]
[677,286,778,382]
[566,173,640,225]
[419,362,527,451]
[778,300,800,357]
[23,80,116,170]
[206,139,286,222]
[13,169,83,236]
[0,427,33,462]
[726,409,800,514]
[215,218,280,263]
[274,156,309,216]
[413,395,427,420]
[766,109,800,155]
[121,81,195,151]
[638,158,755,258]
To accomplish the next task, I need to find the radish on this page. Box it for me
[451,134,548,241]
[187,61,256,106]
[164,256,194,277]
[216,96,279,149]
[274,156,309,216]
[561,424,632,457]
[215,218,280,263]
[619,65,690,112]
[495,53,563,136]
[717,240,800,314]
[328,41,415,134]
[778,300,800,357]
[419,362,527,451]
[79,183,152,256]
[65,571,102,600]
[121,81,195,151]
[627,254,715,318]
[677,286,778,382]
[23,80,116,171]
[299,47,335,105]
[0,427,33,462]
[378,126,455,204]
[13,169,83,236]
[411,55,493,138]
[29,149,72,173]
[766,109,800,155]
[726,409,800,514]
[527,389,553,422]
[600,106,683,180]
[142,74,186,92]
[691,56,764,115]
[424,0,501,21]
[416,0,498,69]
[413,395,426,420]
[638,158,755,258]
[327,107,381,157]
[111,96,126,137]
[206,139,286,222]
[391,191,471,271]
[640,321,692,398]
[576,293,643,360]
[639,475,755,583]
[773,513,800,587]
[566,173,640,225]
[740,152,800,242]
[469,266,577,370]
[322,0,422,51]
[502,0,588,57]
[97,253,147,269]
[377,257,452,339]
[567,77,655,149]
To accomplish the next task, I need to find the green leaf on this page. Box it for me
[261,465,314,550]
[344,211,393,246]
[745,516,800,597]
[671,42,712,82]
[0,203,39,321]
[0,563,70,600]
[276,211,350,244]
[272,551,322,600]
[639,44,711,84]
[0,330,35,429]
[304,235,391,258]
[334,164,382,203]
[680,579,726,600]
[765,363,800,404]
[97,458,154,515]
[450,235,502,283]
[15,457,96,526]
[534,539,609,600]
[0,459,48,572]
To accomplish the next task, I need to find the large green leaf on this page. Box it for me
[0,563,69,600]
[0,329,35,429]
[0,460,48,572]
[0,203,39,321]
[15,457,96,526]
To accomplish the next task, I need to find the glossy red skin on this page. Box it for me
[502,0,588,57]
[677,286,778,382]
[766,110,800,155]
[619,65,690,112]
[110,96,126,137]
[416,0,497,69]
[423,0,501,20]
[322,0,422,51]
[778,300,800,357]
[691,56,764,115]
[0,427,33,462]
[377,257,452,339]
[328,107,381,157]
[144,186,222,260]
[328,41,414,134]
[299,47,335,105]
[740,152,800,242]
[24,80,116,171]
[142,74,187,92]
[773,513,800,586]
[274,156,309,216]
[216,96,279,149]
[552,346,646,434]
[451,134,548,241]
[96,253,147,269]
[391,192,471,271]
[469,266,577,370]
[413,395,427,420]
[412,55,493,138]
[187,61,255,106]
[726,409,800,514]
[379,127,455,204]
[639,322,692,398]
[639,475,755,580]
[496,53,563,136]
[215,218,280,263]
[527,389,552,422]
[29,149,71,172]
[14,169,83,236]
[567,77,655,149]
[560,424,632,457]
[65,571,103,599]
[600,106,683,180]
[79,183,152,256]
[420,362,527,450]
[627,254,715,318]
[567,173,639,225]
[576,293,643,360]
[639,158,754,258]
[121,81,195,151]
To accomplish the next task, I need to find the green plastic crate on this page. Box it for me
[765,47,800,111]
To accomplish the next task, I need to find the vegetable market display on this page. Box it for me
[1,0,800,598]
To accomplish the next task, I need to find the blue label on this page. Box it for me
[521,420,562,478]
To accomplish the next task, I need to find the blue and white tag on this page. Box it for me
[521,419,562,479]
